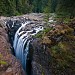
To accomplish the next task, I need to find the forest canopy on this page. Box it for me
[0,0,75,18]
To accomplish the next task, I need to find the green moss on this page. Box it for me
[0,60,7,65]
[58,42,66,51]
[34,31,43,38]
[57,59,69,68]
[63,18,71,23]
[0,54,2,58]
[50,40,75,73]
[43,27,53,34]
[51,45,61,54]
[42,72,45,75]
[34,27,53,38]
[34,28,52,38]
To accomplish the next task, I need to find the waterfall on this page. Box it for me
[12,20,43,71]
[13,21,30,50]
[24,40,30,69]
[6,19,44,72]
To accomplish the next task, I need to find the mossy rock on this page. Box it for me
[34,31,43,38]
[0,54,3,58]
[42,36,51,45]
[0,60,7,65]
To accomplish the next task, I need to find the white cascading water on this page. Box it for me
[13,21,30,50]
[13,21,43,70]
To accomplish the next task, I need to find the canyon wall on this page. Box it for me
[31,23,75,75]
[0,20,25,75]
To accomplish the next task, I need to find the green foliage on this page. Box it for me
[42,72,45,75]
[34,27,52,38]
[0,0,58,16]
[0,54,2,58]
[32,0,48,13]
[0,0,75,19]
[15,11,21,16]
[63,18,72,23]
[44,13,50,25]
[0,0,32,16]
[51,45,61,55]
[43,27,53,33]
[34,31,43,38]
[56,0,75,18]
[50,40,75,71]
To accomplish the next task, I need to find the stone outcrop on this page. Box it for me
[31,22,75,75]
[0,21,25,75]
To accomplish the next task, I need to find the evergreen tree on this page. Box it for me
[0,0,75,18]
[0,0,16,16]
[15,0,23,14]
[56,0,75,18]
[22,0,32,13]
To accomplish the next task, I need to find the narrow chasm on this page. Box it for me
[5,18,43,75]
[6,19,32,75]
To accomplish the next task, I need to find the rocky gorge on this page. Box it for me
[0,20,25,75]
[0,13,75,75]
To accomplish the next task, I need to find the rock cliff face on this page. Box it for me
[0,14,75,75]
[31,22,75,75]
[0,21,25,75]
